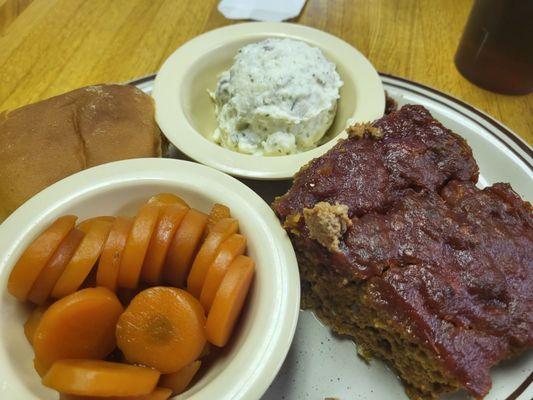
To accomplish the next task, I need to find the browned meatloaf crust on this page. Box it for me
[272,105,533,399]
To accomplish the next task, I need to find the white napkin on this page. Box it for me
[218,0,307,22]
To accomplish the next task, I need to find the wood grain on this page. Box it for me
[0,0,32,34]
[0,0,531,143]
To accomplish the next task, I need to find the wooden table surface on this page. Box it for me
[0,0,531,144]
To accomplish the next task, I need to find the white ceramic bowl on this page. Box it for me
[153,22,385,180]
[0,159,300,400]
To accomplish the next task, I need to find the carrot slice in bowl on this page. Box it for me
[160,360,201,395]
[8,215,77,301]
[199,234,247,311]
[42,359,160,397]
[51,220,112,298]
[34,287,123,369]
[59,387,172,400]
[206,203,231,233]
[24,305,47,345]
[206,255,255,347]
[27,228,85,304]
[96,217,133,292]
[116,287,206,373]
[163,208,207,287]
[77,216,115,233]
[148,193,189,208]
[187,218,239,298]
[118,203,160,289]
[142,203,188,284]
[34,357,49,377]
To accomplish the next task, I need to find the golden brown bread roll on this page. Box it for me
[0,84,161,221]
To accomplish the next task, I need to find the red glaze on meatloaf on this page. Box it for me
[272,105,532,399]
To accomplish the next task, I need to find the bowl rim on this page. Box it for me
[153,21,385,180]
[0,158,300,400]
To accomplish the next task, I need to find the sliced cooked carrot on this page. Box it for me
[187,218,239,297]
[118,203,160,289]
[51,221,112,298]
[59,387,172,400]
[142,388,173,400]
[141,204,188,284]
[163,209,208,287]
[27,228,85,304]
[34,357,49,377]
[206,203,231,233]
[34,287,123,369]
[96,217,133,292]
[24,305,46,345]
[148,193,189,208]
[199,234,247,311]
[78,216,115,233]
[42,359,160,397]
[206,255,255,347]
[8,215,77,301]
[160,360,201,395]
[116,287,206,373]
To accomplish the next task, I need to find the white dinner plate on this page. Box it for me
[133,73,533,400]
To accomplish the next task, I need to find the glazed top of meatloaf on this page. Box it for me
[272,105,533,398]
[274,105,479,226]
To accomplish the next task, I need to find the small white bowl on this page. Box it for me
[153,22,385,180]
[0,159,300,400]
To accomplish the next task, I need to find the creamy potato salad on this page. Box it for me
[210,38,343,156]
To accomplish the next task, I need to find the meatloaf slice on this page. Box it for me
[272,105,533,399]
